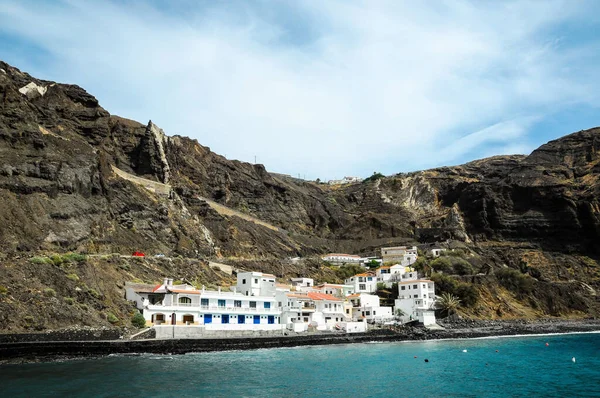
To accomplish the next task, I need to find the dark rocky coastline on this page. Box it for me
[1,319,599,364]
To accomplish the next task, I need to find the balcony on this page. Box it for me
[147,303,280,313]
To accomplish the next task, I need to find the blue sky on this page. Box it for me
[1,1,599,180]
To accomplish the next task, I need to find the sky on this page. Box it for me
[1,0,599,180]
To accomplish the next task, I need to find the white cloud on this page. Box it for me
[0,0,599,180]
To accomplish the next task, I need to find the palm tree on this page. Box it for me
[437,293,461,318]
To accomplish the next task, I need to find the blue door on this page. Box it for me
[222,315,230,324]
[253,315,260,324]
[238,315,245,324]
[204,314,212,324]
[268,316,275,324]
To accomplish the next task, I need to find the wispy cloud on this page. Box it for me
[0,0,599,179]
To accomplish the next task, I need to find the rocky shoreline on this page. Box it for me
[1,319,599,364]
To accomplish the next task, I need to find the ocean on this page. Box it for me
[2,332,600,397]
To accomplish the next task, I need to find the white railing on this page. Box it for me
[148,303,279,313]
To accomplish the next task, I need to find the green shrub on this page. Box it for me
[454,283,478,307]
[62,253,88,263]
[50,254,64,266]
[43,288,56,297]
[431,257,453,273]
[131,312,147,328]
[0,286,7,296]
[63,297,75,305]
[30,256,51,265]
[430,273,478,307]
[66,273,80,282]
[106,313,119,324]
[89,289,101,299]
[496,268,533,297]
[452,258,474,275]
[335,264,365,281]
[363,172,385,183]
[79,304,89,311]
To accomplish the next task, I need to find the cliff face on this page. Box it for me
[1,60,599,331]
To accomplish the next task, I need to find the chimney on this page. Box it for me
[218,286,221,294]
[168,278,173,286]
[163,277,169,286]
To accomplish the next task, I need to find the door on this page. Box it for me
[238,315,245,324]
[253,315,260,324]
[204,314,212,324]
[171,313,176,325]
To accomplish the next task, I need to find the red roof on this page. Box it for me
[151,284,163,292]
[307,292,341,301]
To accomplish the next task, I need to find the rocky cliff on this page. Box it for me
[0,61,599,332]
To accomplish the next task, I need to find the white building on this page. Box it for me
[381,246,418,264]
[394,279,437,326]
[236,271,277,297]
[376,264,407,283]
[430,248,446,258]
[290,277,314,292]
[277,291,347,332]
[347,293,393,322]
[327,176,363,185]
[312,283,355,298]
[345,272,378,293]
[322,253,362,264]
[126,278,281,330]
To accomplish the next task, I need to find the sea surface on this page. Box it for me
[2,333,600,397]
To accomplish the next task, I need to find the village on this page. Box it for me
[126,246,443,339]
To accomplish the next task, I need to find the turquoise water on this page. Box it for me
[2,333,600,397]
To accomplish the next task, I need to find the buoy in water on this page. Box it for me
[424,359,429,363]
[414,356,417,358]
[545,343,549,346]
[495,350,499,353]
[572,357,576,363]
[462,349,468,353]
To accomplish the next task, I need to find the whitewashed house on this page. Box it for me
[237,271,277,297]
[381,246,418,264]
[290,277,314,292]
[376,264,406,283]
[347,293,393,323]
[394,279,437,326]
[345,272,378,293]
[430,248,446,258]
[312,283,354,298]
[322,253,362,264]
[277,291,347,332]
[127,277,282,331]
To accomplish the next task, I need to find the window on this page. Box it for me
[413,284,417,289]
[234,300,242,308]
[346,309,350,314]
[183,315,194,323]
[250,301,257,308]
[254,278,258,284]
[366,311,370,316]
[222,315,229,324]
[401,286,405,291]
[218,299,226,308]
[414,295,418,298]
[264,302,271,309]
[367,277,373,281]
[201,298,209,307]
[242,279,246,284]
[423,284,426,288]
[373,311,376,315]
[179,297,191,305]
[359,284,366,290]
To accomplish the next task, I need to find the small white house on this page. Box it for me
[381,246,418,264]
[322,253,362,264]
[394,279,437,326]
[236,271,277,297]
[290,278,314,292]
[430,248,446,258]
[345,272,378,293]
[312,283,355,298]
[347,293,393,323]
[277,291,347,332]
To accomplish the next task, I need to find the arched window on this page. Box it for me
[179,297,192,305]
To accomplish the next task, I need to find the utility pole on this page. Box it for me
[254,155,256,164]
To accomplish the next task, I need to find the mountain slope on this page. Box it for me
[0,60,599,331]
